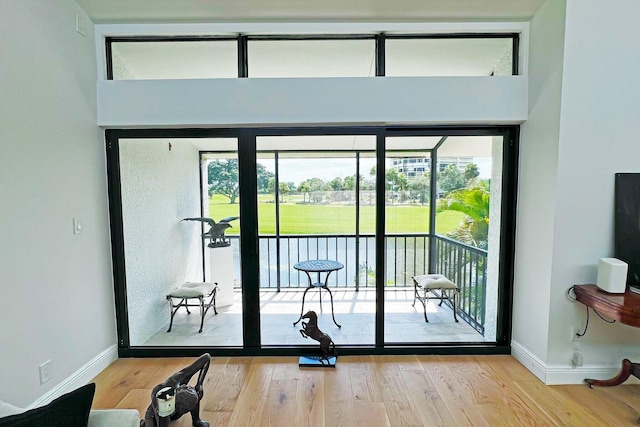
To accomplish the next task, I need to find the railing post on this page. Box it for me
[355,152,360,291]
[428,148,438,274]
[274,152,281,292]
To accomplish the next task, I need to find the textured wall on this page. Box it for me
[484,136,504,342]
[120,139,202,345]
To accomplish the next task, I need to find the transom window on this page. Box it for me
[107,33,519,80]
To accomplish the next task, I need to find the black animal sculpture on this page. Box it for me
[141,353,211,427]
[299,310,336,364]
[182,216,239,247]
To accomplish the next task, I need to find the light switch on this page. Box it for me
[73,218,83,235]
[75,14,86,37]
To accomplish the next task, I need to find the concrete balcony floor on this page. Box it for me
[141,287,487,347]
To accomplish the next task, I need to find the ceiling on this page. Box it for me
[75,0,546,24]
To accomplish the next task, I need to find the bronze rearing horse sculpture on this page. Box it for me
[299,311,336,364]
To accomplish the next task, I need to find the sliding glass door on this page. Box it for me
[113,135,244,348]
[106,127,517,355]
[383,133,504,344]
[256,134,377,346]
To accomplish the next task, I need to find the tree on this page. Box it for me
[297,178,328,204]
[343,175,357,191]
[464,163,480,184]
[208,160,273,203]
[385,169,408,203]
[437,183,490,249]
[257,163,274,193]
[279,182,292,202]
[208,160,239,204]
[438,164,466,195]
[408,172,430,204]
[360,176,375,191]
[297,181,311,203]
[329,177,345,191]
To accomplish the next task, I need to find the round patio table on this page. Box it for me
[293,259,343,328]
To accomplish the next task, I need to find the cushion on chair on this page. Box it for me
[168,282,215,298]
[412,274,458,290]
[0,383,95,427]
[88,409,140,427]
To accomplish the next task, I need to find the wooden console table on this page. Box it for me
[573,284,640,387]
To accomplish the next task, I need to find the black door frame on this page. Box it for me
[105,125,518,357]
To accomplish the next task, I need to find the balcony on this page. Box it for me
[143,233,489,347]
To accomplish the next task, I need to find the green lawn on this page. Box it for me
[208,195,464,235]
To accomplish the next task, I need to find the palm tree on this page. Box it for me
[437,183,490,249]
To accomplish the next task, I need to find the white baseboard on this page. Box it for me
[510,340,548,382]
[29,345,118,409]
[511,340,621,385]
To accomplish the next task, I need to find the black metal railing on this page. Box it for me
[227,233,487,334]
[434,235,487,334]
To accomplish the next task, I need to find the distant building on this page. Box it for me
[390,157,474,177]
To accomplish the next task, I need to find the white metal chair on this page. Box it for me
[166,282,218,333]
[412,274,459,322]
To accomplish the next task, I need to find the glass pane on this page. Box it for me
[248,39,376,77]
[256,135,376,346]
[121,137,243,347]
[435,136,500,342]
[384,134,502,344]
[359,152,377,235]
[111,40,237,80]
[385,38,513,76]
[383,138,432,344]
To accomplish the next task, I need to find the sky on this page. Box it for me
[258,157,491,186]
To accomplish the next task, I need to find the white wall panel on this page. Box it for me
[547,0,640,368]
[97,76,527,127]
[513,0,566,376]
[0,0,115,407]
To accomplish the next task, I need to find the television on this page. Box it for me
[615,173,640,291]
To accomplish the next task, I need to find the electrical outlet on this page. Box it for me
[572,352,583,368]
[569,340,581,361]
[39,360,52,384]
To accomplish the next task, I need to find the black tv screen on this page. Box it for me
[615,173,640,289]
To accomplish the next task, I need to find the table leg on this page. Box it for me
[293,285,313,326]
[322,285,341,328]
[317,272,323,312]
[585,359,640,388]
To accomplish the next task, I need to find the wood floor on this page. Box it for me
[91,355,640,426]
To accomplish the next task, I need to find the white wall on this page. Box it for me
[515,0,640,383]
[120,139,203,344]
[547,0,640,369]
[97,76,527,127]
[512,0,566,378]
[0,0,117,407]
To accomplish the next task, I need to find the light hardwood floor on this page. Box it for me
[91,355,640,426]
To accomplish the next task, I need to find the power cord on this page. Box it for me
[567,285,616,339]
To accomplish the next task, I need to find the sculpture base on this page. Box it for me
[299,355,336,368]
[207,242,231,248]
[208,245,234,307]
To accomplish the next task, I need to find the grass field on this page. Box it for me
[207,195,464,235]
